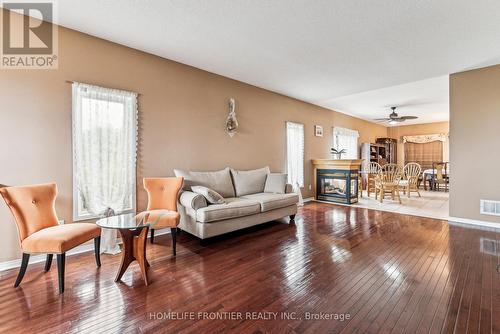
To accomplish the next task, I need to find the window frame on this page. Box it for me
[286,121,305,188]
[332,127,359,159]
[72,85,137,221]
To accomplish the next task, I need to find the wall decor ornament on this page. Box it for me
[314,125,323,137]
[225,98,238,137]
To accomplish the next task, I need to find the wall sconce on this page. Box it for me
[225,98,238,137]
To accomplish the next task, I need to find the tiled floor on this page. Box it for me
[352,189,449,220]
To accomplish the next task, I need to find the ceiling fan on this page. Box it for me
[374,106,418,125]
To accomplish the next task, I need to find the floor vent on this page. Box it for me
[480,199,500,216]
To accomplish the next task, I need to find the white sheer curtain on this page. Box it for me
[333,127,359,159]
[72,82,138,254]
[286,122,304,206]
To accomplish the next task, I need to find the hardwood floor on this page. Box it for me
[1,202,499,333]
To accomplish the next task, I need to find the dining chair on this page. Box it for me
[358,174,363,198]
[364,162,382,197]
[400,163,422,198]
[0,183,101,293]
[432,162,449,192]
[375,163,403,204]
[138,177,183,256]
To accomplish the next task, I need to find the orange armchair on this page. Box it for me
[0,183,101,293]
[138,177,183,256]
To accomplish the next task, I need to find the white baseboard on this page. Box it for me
[303,197,314,203]
[448,216,500,231]
[0,229,171,272]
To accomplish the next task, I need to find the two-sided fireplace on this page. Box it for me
[312,159,363,205]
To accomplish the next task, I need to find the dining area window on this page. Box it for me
[402,133,449,191]
[404,141,443,170]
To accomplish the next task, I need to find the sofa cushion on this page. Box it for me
[192,186,225,204]
[264,173,288,194]
[179,191,208,210]
[230,166,270,197]
[174,167,235,198]
[196,198,261,223]
[240,193,299,212]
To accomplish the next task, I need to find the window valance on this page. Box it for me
[333,127,359,138]
[402,133,448,144]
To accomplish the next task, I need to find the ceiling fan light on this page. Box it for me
[388,120,398,125]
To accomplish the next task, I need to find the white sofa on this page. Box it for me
[174,167,298,240]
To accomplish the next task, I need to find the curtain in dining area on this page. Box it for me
[404,141,443,170]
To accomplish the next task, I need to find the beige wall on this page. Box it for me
[449,64,500,223]
[0,16,387,261]
[387,122,450,164]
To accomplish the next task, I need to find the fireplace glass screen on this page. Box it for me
[321,178,346,196]
[320,178,357,197]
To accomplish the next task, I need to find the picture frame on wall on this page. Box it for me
[314,125,323,137]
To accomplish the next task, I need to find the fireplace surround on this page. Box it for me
[312,159,363,204]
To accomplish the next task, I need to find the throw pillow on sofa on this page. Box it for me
[230,166,270,196]
[173,167,235,198]
[264,173,288,194]
[191,186,225,204]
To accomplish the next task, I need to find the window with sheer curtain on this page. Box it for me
[72,83,138,221]
[286,122,304,188]
[332,127,359,159]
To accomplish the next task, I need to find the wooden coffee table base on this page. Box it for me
[115,227,150,286]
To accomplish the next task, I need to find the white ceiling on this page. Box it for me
[325,75,450,125]
[51,0,500,124]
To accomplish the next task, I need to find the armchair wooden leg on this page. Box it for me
[94,236,101,267]
[57,253,65,294]
[150,229,155,244]
[44,254,53,272]
[171,228,177,256]
[14,253,30,287]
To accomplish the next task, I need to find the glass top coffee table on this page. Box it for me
[96,213,155,286]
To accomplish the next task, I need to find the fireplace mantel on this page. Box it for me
[312,159,363,204]
[312,159,363,170]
